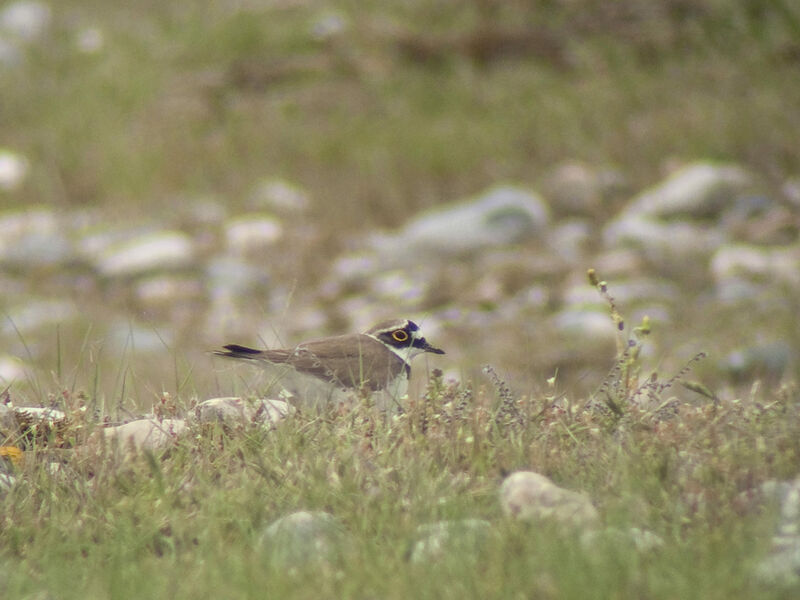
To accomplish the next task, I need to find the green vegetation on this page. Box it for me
[2,274,798,598]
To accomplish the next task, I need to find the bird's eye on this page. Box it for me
[392,329,409,342]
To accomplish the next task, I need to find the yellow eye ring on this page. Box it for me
[392,329,409,342]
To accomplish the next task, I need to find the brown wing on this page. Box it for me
[290,333,408,391]
[216,334,407,391]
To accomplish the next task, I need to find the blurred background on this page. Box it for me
[1,0,798,412]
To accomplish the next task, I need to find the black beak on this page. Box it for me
[416,337,445,355]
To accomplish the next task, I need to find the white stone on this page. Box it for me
[75,26,104,53]
[1,300,79,335]
[94,231,195,278]
[551,309,616,342]
[623,162,751,219]
[711,244,800,290]
[370,185,549,262]
[0,1,51,42]
[755,477,800,586]
[0,206,78,268]
[606,215,725,257]
[260,511,344,568]
[250,179,309,213]
[500,471,599,528]
[194,397,294,429]
[409,519,492,564]
[13,406,65,422]
[0,355,25,383]
[134,275,204,305]
[225,214,283,253]
[102,418,186,451]
[0,149,29,190]
[310,11,348,40]
[106,320,174,354]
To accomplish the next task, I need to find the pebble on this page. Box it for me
[133,274,204,307]
[0,1,51,42]
[603,216,726,269]
[543,161,627,217]
[249,179,309,214]
[0,149,29,190]
[720,341,793,382]
[0,207,78,269]
[500,471,600,528]
[369,185,549,263]
[106,320,174,353]
[621,162,752,220]
[755,477,800,586]
[93,230,195,279]
[551,309,617,342]
[0,355,25,383]
[259,511,346,569]
[1,299,80,335]
[102,418,187,452]
[408,519,492,564]
[194,397,294,429]
[224,214,283,254]
[710,244,800,291]
[206,255,270,298]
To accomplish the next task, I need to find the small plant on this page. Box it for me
[587,268,710,423]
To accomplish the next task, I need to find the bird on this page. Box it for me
[213,318,444,403]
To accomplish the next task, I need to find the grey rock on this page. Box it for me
[755,477,800,586]
[622,162,752,220]
[310,11,349,41]
[0,355,25,383]
[1,300,80,335]
[551,309,616,342]
[259,511,346,568]
[224,214,283,254]
[0,1,51,42]
[721,341,794,382]
[543,161,627,216]
[106,320,174,353]
[11,406,65,423]
[0,207,76,268]
[711,244,800,291]
[547,219,592,263]
[249,179,309,214]
[102,418,186,452]
[408,519,493,564]
[133,274,204,307]
[206,256,270,298]
[75,26,104,54]
[784,177,800,209]
[370,185,549,262]
[93,230,195,279]
[194,397,294,429]
[0,36,20,65]
[0,150,29,191]
[604,215,726,267]
[368,269,427,304]
[500,471,600,528]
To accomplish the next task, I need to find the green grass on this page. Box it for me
[2,1,800,597]
[1,357,796,599]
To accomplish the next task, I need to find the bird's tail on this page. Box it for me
[213,344,263,360]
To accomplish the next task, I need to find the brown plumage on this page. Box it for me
[213,319,444,393]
